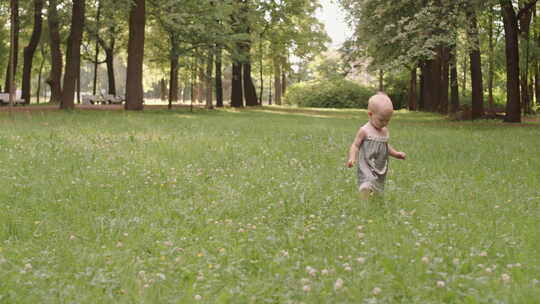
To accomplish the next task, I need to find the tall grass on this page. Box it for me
[1,107,539,303]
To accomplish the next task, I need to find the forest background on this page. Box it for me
[1,0,539,122]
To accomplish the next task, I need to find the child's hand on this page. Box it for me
[395,152,406,160]
[346,159,355,168]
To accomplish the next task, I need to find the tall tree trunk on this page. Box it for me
[259,40,264,105]
[440,46,450,114]
[215,45,223,107]
[408,65,417,111]
[60,0,85,110]
[243,43,258,106]
[500,0,522,122]
[408,66,417,110]
[450,51,460,113]
[231,62,243,107]
[468,9,484,119]
[168,55,179,109]
[104,47,116,95]
[268,76,273,105]
[206,50,214,109]
[461,51,467,97]
[4,0,19,95]
[92,0,101,96]
[160,79,167,101]
[424,59,439,112]
[36,45,45,104]
[125,0,145,111]
[21,0,43,104]
[273,57,282,105]
[488,4,495,110]
[519,1,534,114]
[98,28,117,95]
[198,64,205,103]
[7,0,17,109]
[419,61,426,111]
[535,7,540,110]
[47,0,63,103]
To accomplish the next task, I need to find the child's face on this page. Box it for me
[369,110,392,130]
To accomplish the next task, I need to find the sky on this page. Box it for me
[316,0,353,48]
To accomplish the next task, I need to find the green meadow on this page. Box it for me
[1,107,539,303]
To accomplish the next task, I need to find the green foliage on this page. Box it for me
[285,79,375,108]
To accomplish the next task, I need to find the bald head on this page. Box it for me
[368,93,394,116]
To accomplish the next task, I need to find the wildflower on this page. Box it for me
[280,250,289,257]
[357,232,365,239]
[372,287,381,295]
[357,257,366,264]
[116,242,123,248]
[24,263,32,270]
[156,273,166,280]
[501,273,511,283]
[334,278,344,290]
[194,295,202,301]
[452,258,460,265]
[306,266,317,277]
[321,269,329,275]
[421,256,429,263]
[436,281,445,288]
[163,241,173,247]
[303,285,311,292]
[479,251,487,257]
[69,235,76,240]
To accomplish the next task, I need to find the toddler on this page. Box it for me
[346,93,406,199]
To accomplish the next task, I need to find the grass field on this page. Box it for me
[1,107,539,303]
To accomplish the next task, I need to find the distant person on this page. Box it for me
[346,92,406,199]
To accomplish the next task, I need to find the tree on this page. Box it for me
[61,0,86,110]
[47,0,63,103]
[4,0,19,95]
[21,0,44,104]
[125,0,145,111]
[467,4,484,118]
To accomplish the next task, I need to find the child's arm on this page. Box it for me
[388,145,406,159]
[346,127,367,167]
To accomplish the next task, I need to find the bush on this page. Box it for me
[284,80,376,109]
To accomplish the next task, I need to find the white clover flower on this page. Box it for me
[436,280,445,288]
[334,278,344,290]
[357,257,366,264]
[479,251,487,257]
[69,235,76,240]
[306,266,317,277]
[303,285,311,292]
[501,273,511,283]
[485,267,493,273]
[194,294,202,301]
[421,256,429,264]
[156,273,166,280]
[452,258,460,265]
[163,241,173,247]
[24,263,32,270]
[372,287,381,295]
[321,269,329,275]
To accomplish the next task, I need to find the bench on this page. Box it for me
[103,94,124,104]
[82,95,106,105]
[0,93,25,106]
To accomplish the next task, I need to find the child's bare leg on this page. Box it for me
[359,183,372,200]
[359,188,371,200]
